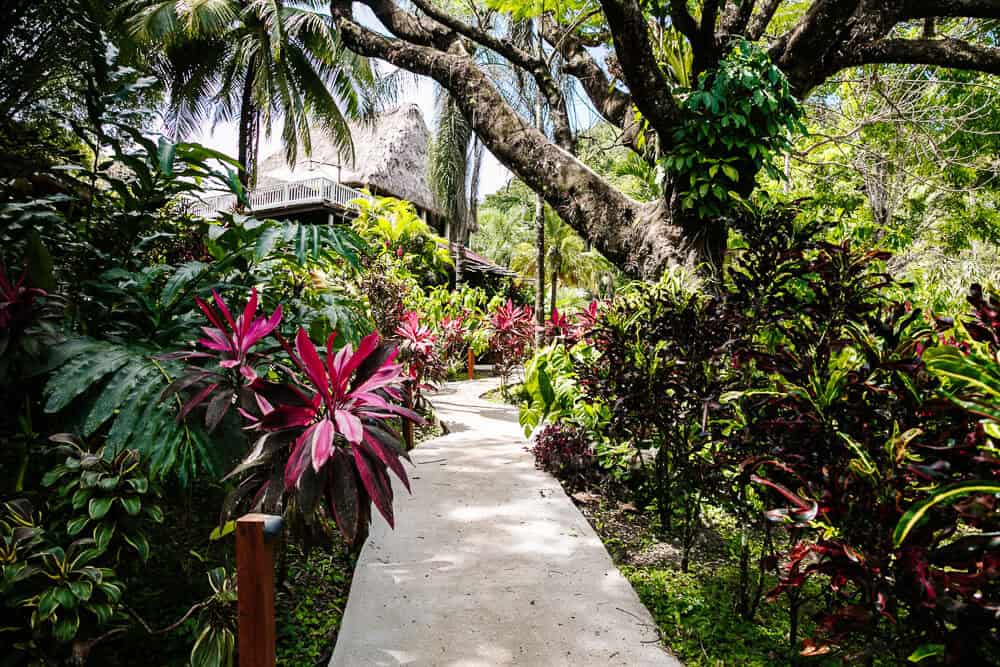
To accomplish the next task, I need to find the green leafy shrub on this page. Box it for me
[190,567,237,667]
[519,343,581,436]
[662,41,805,218]
[0,497,125,659]
[352,195,452,285]
[43,439,164,561]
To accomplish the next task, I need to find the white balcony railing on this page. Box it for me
[189,177,370,218]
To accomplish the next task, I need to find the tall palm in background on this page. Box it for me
[511,213,612,310]
[471,207,533,268]
[428,90,484,283]
[126,0,389,187]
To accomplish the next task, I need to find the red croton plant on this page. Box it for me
[0,262,47,333]
[488,299,533,392]
[395,311,446,409]
[545,302,601,345]
[163,289,421,547]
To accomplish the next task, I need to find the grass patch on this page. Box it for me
[276,541,356,666]
[567,494,844,667]
[480,382,523,404]
[622,563,796,666]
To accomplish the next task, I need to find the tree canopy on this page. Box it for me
[328,0,1000,278]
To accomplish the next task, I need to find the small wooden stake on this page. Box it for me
[236,514,282,667]
[403,383,415,450]
[467,347,475,380]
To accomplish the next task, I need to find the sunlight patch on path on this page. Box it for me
[330,378,679,666]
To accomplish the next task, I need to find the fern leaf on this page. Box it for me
[44,347,133,413]
[82,361,158,437]
[161,261,208,309]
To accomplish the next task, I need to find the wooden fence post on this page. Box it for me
[467,347,475,380]
[236,514,283,667]
[403,383,415,450]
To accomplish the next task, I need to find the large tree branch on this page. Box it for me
[700,0,723,44]
[669,0,701,44]
[599,0,681,138]
[330,0,692,276]
[747,0,784,40]
[363,0,446,46]
[538,16,630,123]
[405,0,574,150]
[410,0,535,65]
[539,15,647,158]
[721,0,758,37]
[902,0,1000,19]
[770,0,899,95]
[847,37,1000,74]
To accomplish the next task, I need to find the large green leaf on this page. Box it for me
[923,346,1000,422]
[106,380,162,450]
[45,346,133,413]
[82,361,156,437]
[123,530,150,561]
[537,365,555,414]
[26,229,56,292]
[894,482,1000,547]
[160,261,207,308]
[51,610,80,642]
[907,644,945,662]
[157,137,177,178]
[191,625,235,667]
[254,225,283,260]
[88,497,113,520]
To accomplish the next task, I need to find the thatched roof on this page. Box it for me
[256,105,439,215]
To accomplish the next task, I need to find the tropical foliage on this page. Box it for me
[0,22,427,663]
[126,0,389,186]
[519,205,1000,664]
[352,195,453,285]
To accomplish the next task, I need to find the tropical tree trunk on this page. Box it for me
[237,65,259,190]
[454,242,464,285]
[549,264,558,316]
[534,193,545,343]
[532,17,546,345]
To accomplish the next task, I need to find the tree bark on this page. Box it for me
[237,65,259,190]
[533,18,546,344]
[330,1,703,280]
[534,193,546,343]
[330,0,1000,280]
[549,263,558,317]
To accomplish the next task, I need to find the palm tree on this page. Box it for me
[127,0,387,187]
[470,208,532,268]
[428,90,484,283]
[511,212,612,310]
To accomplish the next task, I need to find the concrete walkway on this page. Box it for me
[331,378,678,666]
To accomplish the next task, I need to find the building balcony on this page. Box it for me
[190,176,372,219]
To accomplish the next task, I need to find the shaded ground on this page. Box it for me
[330,378,678,666]
[570,497,802,667]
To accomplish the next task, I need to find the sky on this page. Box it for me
[190,74,515,199]
[189,6,515,200]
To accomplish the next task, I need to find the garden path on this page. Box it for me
[330,377,679,666]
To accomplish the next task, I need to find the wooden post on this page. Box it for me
[467,347,475,380]
[403,383,414,451]
[236,514,283,667]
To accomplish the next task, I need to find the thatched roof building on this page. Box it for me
[256,104,442,225]
[190,104,516,285]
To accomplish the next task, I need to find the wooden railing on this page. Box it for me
[190,177,369,219]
